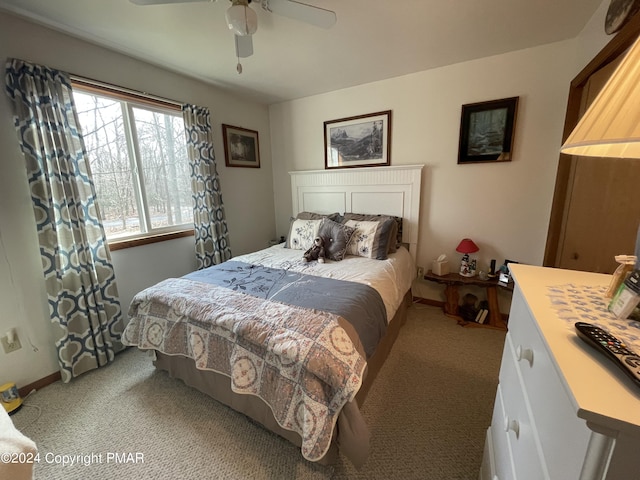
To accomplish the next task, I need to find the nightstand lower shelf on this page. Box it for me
[423,271,511,330]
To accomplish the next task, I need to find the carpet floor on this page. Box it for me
[11,303,506,480]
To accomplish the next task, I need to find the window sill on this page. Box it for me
[108,229,194,251]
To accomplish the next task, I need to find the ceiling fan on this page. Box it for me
[130,0,337,73]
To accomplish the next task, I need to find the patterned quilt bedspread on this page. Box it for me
[184,261,387,357]
[122,262,386,461]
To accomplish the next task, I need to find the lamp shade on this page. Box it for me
[456,238,479,254]
[226,1,258,36]
[561,34,640,159]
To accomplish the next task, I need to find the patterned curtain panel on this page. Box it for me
[182,104,232,268]
[5,58,124,383]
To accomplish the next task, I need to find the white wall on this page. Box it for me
[0,11,275,389]
[269,3,613,306]
[574,0,612,71]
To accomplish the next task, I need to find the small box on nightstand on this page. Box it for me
[431,259,450,276]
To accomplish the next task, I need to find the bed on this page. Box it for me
[122,165,423,466]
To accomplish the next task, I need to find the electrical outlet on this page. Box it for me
[1,335,21,354]
[417,266,425,278]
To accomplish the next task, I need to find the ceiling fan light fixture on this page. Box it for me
[226,1,257,36]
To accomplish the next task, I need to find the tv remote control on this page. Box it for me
[574,322,640,388]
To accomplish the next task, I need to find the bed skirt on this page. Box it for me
[153,289,412,467]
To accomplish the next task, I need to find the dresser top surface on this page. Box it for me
[509,264,640,434]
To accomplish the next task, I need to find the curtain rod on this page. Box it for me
[69,74,183,110]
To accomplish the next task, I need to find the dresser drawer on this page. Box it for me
[498,344,547,480]
[479,428,496,480]
[489,385,515,480]
[506,290,591,479]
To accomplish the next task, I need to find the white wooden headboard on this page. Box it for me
[289,165,423,258]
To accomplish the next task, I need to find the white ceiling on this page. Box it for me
[0,0,604,105]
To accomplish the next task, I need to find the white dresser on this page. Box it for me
[480,264,640,480]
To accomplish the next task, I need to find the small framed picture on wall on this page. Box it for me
[457,97,519,164]
[222,124,260,168]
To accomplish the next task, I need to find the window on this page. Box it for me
[72,83,193,247]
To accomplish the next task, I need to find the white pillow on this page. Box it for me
[286,218,322,250]
[345,220,384,258]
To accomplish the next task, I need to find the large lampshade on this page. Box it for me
[561,35,640,158]
[226,0,258,36]
[456,238,479,254]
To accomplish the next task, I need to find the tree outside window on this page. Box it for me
[72,89,193,241]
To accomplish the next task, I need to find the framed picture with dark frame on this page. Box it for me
[324,110,391,169]
[222,124,260,168]
[457,97,519,164]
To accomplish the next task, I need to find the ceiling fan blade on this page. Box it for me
[130,0,215,5]
[262,0,336,29]
[235,34,254,58]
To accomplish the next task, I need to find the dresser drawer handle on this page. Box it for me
[503,416,520,438]
[516,345,534,366]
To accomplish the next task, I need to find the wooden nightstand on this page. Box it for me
[423,270,512,330]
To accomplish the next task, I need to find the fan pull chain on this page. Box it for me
[237,56,243,74]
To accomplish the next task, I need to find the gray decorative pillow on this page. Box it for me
[284,218,322,250]
[317,218,356,262]
[296,211,341,221]
[341,213,401,255]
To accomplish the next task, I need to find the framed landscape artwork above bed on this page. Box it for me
[324,110,392,170]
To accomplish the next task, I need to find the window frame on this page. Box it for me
[71,77,194,250]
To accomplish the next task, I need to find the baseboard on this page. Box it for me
[18,371,61,398]
[412,296,444,308]
[16,348,133,397]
